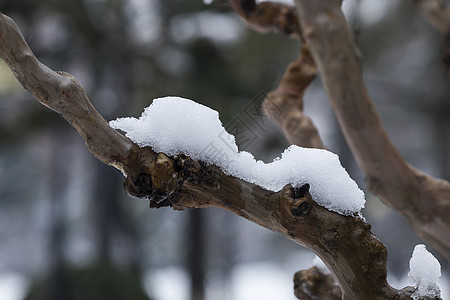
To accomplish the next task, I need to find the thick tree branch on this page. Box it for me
[262,43,324,148]
[293,0,450,261]
[0,12,439,300]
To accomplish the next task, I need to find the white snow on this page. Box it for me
[110,96,365,216]
[408,244,441,299]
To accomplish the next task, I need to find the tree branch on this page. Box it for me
[0,11,440,300]
[262,43,324,148]
[227,1,325,148]
[293,0,450,261]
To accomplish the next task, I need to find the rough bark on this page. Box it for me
[293,0,450,261]
[0,11,441,300]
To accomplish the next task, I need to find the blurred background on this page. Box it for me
[0,0,449,299]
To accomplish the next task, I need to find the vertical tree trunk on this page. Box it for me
[187,209,206,300]
[48,131,71,300]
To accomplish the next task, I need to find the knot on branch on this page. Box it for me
[124,152,181,208]
[175,154,218,186]
[291,184,312,219]
[278,183,314,221]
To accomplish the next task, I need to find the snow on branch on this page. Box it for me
[110,96,364,215]
[408,244,442,299]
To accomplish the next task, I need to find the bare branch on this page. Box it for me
[293,0,450,260]
[263,44,324,148]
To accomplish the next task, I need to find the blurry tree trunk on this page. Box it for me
[187,209,206,300]
[94,159,142,271]
[94,161,116,263]
[48,130,71,300]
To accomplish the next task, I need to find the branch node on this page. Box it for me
[291,200,311,218]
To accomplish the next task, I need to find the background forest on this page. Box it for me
[0,0,449,299]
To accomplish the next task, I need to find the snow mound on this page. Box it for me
[408,244,441,299]
[110,96,365,216]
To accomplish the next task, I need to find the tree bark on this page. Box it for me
[262,44,324,149]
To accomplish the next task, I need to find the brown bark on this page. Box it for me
[262,43,324,149]
[0,11,442,300]
[293,0,450,261]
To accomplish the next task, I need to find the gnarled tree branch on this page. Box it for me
[0,11,441,300]
[293,0,450,261]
